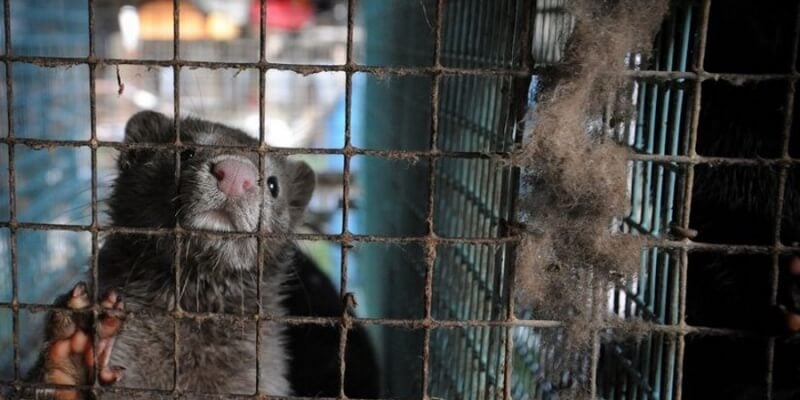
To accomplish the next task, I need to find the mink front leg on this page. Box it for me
[25,282,126,400]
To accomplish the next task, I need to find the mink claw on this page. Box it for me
[97,289,126,339]
[114,297,125,311]
[100,289,126,313]
[99,365,126,385]
[67,281,91,310]
[71,281,87,297]
[100,289,119,308]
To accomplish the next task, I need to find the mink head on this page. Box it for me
[108,111,315,269]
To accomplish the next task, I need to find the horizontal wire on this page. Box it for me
[2,54,798,84]
[1,300,791,340]
[0,54,534,77]
[2,221,799,254]
[0,137,514,160]
[6,137,800,167]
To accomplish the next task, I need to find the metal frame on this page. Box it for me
[1,0,799,399]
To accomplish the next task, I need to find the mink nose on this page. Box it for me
[212,159,257,198]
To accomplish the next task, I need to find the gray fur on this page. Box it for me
[94,111,315,397]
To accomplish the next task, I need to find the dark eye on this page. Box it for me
[181,148,195,162]
[267,176,279,198]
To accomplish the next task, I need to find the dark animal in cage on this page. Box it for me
[21,111,378,399]
[683,2,800,399]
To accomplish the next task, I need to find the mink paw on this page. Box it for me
[41,282,126,399]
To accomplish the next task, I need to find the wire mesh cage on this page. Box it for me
[356,0,528,397]
[595,4,696,399]
[0,0,92,379]
[1,0,800,399]
[601,1,800,400]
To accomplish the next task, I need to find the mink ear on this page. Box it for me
[124,111,174,143]
[287,160,316,225]
[119,111,174,170]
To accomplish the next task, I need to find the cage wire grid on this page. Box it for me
[0,0,799,399]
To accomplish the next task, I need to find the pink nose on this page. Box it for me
[212,159,257,198]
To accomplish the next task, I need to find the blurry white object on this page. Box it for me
[242,114,301,148]
[131,89,159,110]
[206,11,240,40]
[194,0,251,26]
[118,5,140,53]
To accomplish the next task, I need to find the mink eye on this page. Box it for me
[181,148,195,162]
[267,176,279,198]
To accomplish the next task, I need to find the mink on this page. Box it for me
[23,111,379,399]
[682,2,800,399]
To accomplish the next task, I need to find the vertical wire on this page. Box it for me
[3,0,18,390]
[674,1,712,399]
[87,0,100,396]
[337,0,356,397]
[503,1,536,399]
[171,0,182,395]
[420,0,444,398]
[255,0,266,394]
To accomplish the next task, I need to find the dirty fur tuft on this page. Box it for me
[514,0,669,356]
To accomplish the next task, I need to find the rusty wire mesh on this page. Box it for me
[0,0,799,399]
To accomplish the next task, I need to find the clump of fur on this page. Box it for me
[514,0,669,349]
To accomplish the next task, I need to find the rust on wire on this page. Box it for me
[2,0,19,388]
[172,0,183,394]
[255,0,267,393]
[335,0,357,397]
[87,0,103,396]
[420,0,445,397]
[12,137,800,166]
[673,2,713,400]
[0,137,517,161]
[10,220,800,253]
[6,53,800,84]
[6,297,782,344]
[0,0,796,399]
[0,53,537,77]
